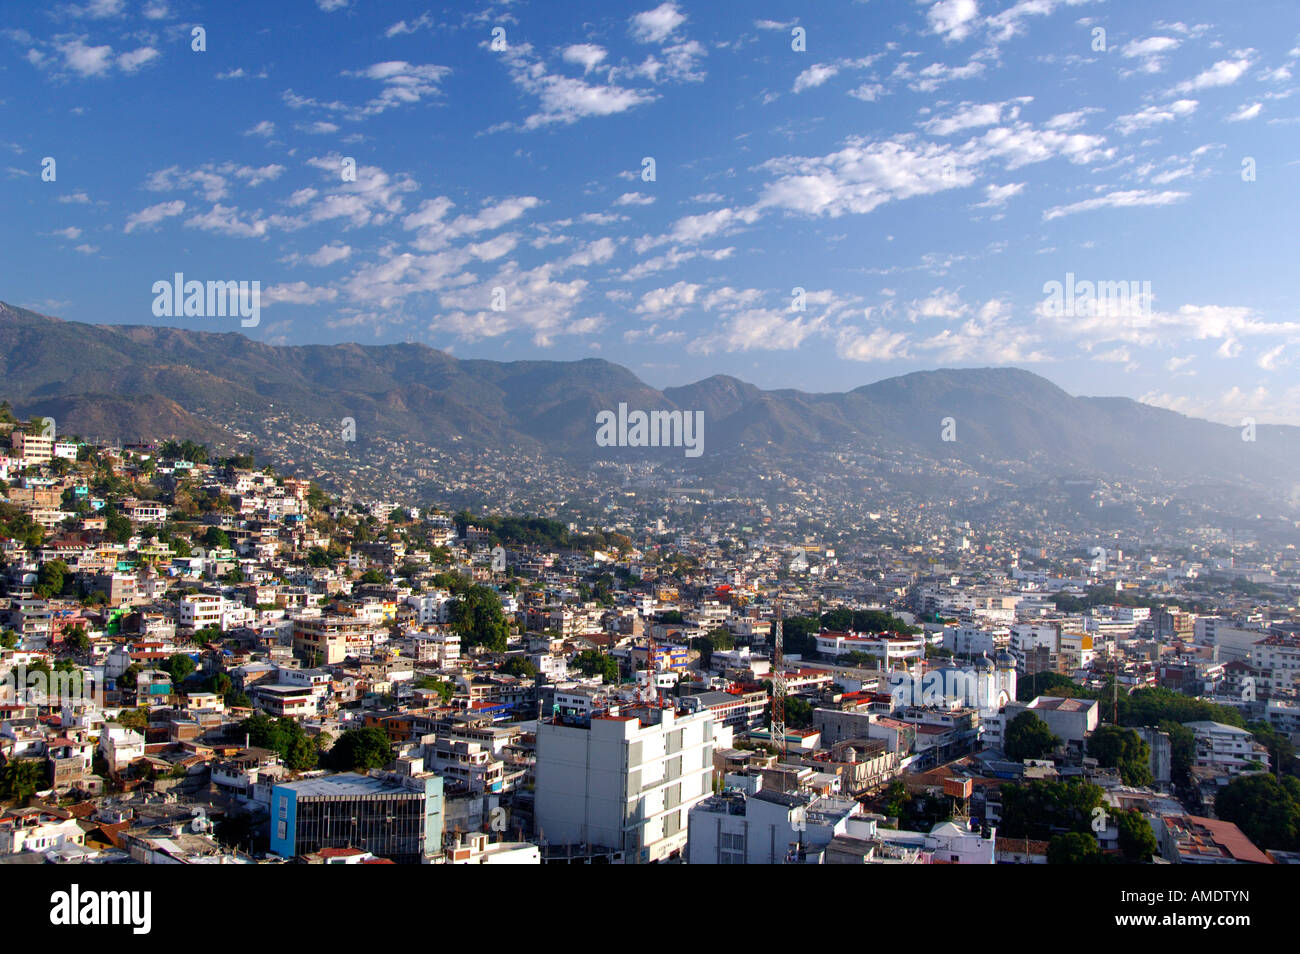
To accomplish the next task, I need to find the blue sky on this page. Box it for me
[4,0,1300,423]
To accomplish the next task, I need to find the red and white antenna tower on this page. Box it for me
[771,601,786,758]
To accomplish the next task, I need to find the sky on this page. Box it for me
[4,0,1300,424]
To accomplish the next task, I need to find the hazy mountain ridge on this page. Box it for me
[2,301,1296,508]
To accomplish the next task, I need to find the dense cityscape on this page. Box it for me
[3,0,1293,928]
[1,406,1296,869]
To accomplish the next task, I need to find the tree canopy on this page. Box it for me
[1004,711,1061,761]
[1215,773,1300,851]
[328,727,394,772]
[1087,725,1153,787]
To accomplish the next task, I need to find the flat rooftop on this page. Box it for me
[277,773,415,798]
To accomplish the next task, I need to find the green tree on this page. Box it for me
[283,732,320,772]
[202,526,231,550]
[882,779,911,820]
[164,653,196,687]
[415,676,455,703]
[63,624,92,654]
[104,506,132,544]
[784,696,814,729]
[1004,711,1061,761]
[1116,809,1158,862]
[1048,832,1103,864]
[1087,725,1154,787]
[448,585,510,652]
[208,672,232,697]
[328,727,394,772]
[117,707,149,732]
[574,649,618,683]
[1215,773,1300,851]
[34,560,70,599]
[501,656,538,679]
[1247,721,1298,777]
[1017,671,1081,702]
[0,759,46,805]
[779,615,820,657]
[999,780,1106,840]
[1159,720,1196,788]
[117,662,143,692]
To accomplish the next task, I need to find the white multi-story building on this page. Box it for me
[1009,622,1059,663]
[98,723,146,770]
[407,629,460,667]
[179,593,248,632]
[688,779,866,864]
[406,591,454,626]
[423,738,505,794]
[0,808,85,855]
[942,625,997,657]
[1206,623,1269,663]
[1186,721,1270,775]
[1250,636,1300,695]
[123,498,167,525]
[814,632,925,664]
[535,702,714,863]
[10,431,54,466]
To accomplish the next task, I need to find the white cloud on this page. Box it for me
[1121,36,1180,73]
[56,37,113,76]
[922,99,1027,136]
[116,47,159,72]
[305,243,352,267]
[925,0,980,44]
[563,44,607,74]
[145,162,284,201]
[185,204,270,239]
[848,83,885,102]
[264,281,338,305]
[984,0,1101,44]
[498,43,655,128]
[690,307,824,354]
[1043,189,1188,220]
[975,182,1025,207]
[404,195,541,250]
[124,199,186,233]
[340,61,452,117]
[901,58,986,92]
[636,281,700,314]
[1172,53,1254,94]
[385,13,434,37]
[1114,99,1197,135]
[1227,102,1262,122]
[1258,343,1289,370]
[630,3,686,43]
[837,326,912,362]
[793,63,839,93]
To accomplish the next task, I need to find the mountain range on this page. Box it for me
[2,300,1296,514]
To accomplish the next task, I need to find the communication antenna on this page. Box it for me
[771,600,786,758]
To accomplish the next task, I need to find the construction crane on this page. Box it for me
[771,601,786,758]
